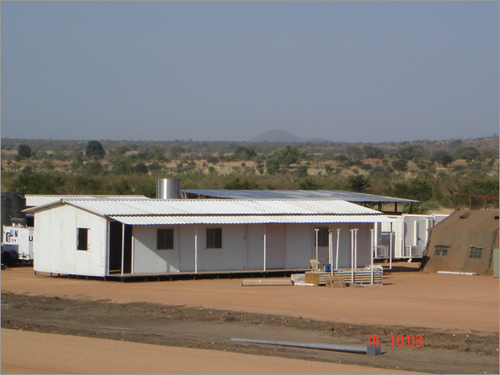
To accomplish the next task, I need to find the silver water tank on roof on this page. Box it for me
[156,179,180,199]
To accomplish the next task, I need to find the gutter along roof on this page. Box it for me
[25,198,394,225]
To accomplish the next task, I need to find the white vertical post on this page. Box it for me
[314,228,319,265]
[194,226,198,274]
[335,229,340,271]
[389,223,393,270]
[354,229,358,271]
[121,223,125,277]
[328,229,333,277]
[263,224,267,272]
[131,226,134,275]
[414,220,418,246]
[350,229,354,284]
[105,221,109,276]
[370,228,374,285]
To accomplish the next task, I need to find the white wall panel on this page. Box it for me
[132,226,180,273]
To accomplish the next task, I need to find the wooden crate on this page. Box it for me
[305,272,321,285]
[324,276,346,288]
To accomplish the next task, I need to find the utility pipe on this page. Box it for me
[231,338,381,357]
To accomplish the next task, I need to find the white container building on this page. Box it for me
[24,198,393,278]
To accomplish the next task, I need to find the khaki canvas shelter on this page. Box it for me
[420,210,499,275]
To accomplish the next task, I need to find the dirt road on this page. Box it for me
[1,266,499,374]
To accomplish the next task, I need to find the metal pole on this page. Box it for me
[370,228,374,285]
[389,223,393,270]
[231,338,381,357]
[121,223,125,277]
[194,225,198,274]
[314,228,319,265]
[350,229,354,284]
[335,229,340,271]
[354,229,358,273]
[328,229,333,277]
[263,224,267,272]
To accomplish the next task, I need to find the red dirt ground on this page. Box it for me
[2,266,498,333]
[1,264,498,374]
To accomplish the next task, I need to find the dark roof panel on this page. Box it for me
[181,190,419,203]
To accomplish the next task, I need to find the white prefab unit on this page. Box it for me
[24,198,394,278]
[2,225,34,261]
[378,214,448,259]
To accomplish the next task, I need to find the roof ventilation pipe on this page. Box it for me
[156,179,181,200]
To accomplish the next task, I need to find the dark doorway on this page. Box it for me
[109,222,132,274]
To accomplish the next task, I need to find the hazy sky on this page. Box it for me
[2,1,498,143]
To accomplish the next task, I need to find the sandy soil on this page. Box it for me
[3,266,498,332]
[1,266,499,374]
[1,329,419,374]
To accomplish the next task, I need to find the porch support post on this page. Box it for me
[335,229,340,271]
[263,224,267,272]
[350,229,358,284]
[121,223,125,277]
[370,228,374,285]
[314,228,319,265]
[354,229,358,271]
[194,225,198,274]
[105,221,110,276]
[389,222,393,270]
[328,229,333,277]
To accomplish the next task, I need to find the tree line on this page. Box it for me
[2,137,499,212]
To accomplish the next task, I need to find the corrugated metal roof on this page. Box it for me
[59,198,384,217]
[110,214,394,225]
[181,189,418,203]
[25,194,147,207]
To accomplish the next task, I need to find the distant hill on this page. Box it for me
[249,130,330,143]
[249,130,303,143]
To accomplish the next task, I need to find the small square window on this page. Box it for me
[77,228,88,251]
[435,246,448,256]
[206,228,222,249]
[317,228,329,247]
[469,246,483,259]
[157,229,174,250]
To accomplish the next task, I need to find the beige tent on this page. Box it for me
[420,210,499,275]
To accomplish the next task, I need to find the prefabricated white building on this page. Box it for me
[376,214,448,259]
[25,198,393,278]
